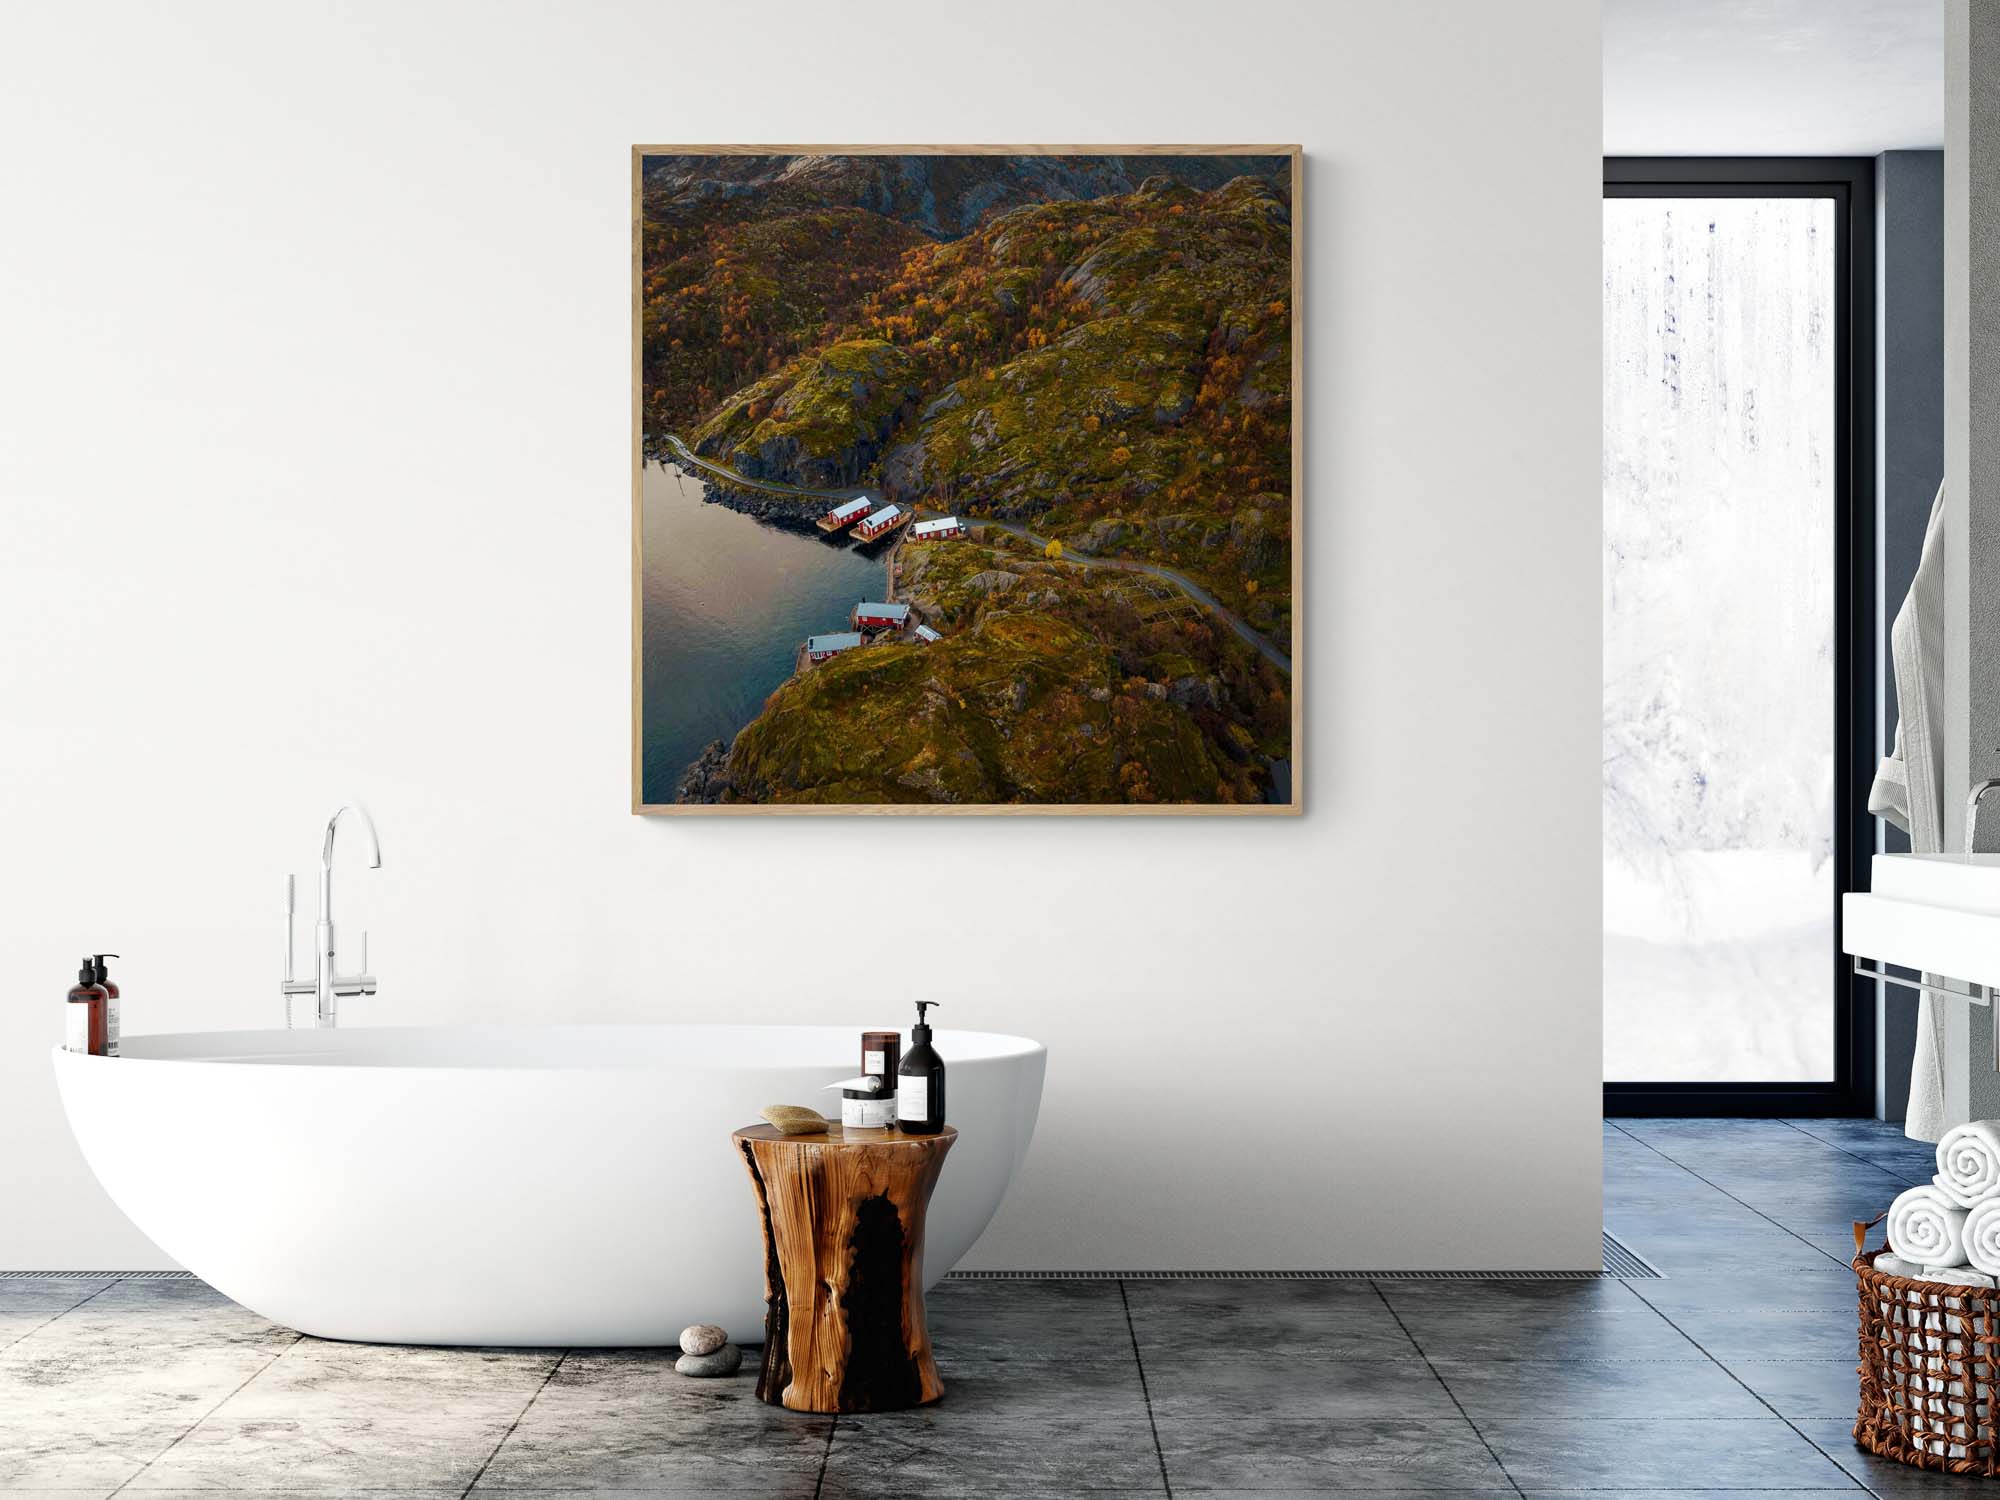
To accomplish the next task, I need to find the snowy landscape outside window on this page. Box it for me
[1603,196,1837,1084]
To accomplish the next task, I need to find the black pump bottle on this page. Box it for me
[897,1002,946,1134]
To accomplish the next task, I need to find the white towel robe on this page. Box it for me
[1869,482,1952,1141]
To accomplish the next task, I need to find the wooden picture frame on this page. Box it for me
[632,145,1302,815]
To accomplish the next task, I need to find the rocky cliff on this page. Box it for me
[690,338,921,490]
[699,530,1287,806]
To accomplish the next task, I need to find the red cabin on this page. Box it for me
[851,602,911,631]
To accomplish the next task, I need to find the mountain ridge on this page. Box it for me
[641,152,1287,241]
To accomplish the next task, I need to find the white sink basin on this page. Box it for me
[1845,853,2000,989]
[1871,852,2000,912]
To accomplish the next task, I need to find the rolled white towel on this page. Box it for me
[1919,1263,1999,1289]
[1888,1184,1970,1267]
[1913,1353,1987,1461]
[1937,1120,2000,1206]
[1913,1326,1983,1461]
[1964,1197,2000,1277]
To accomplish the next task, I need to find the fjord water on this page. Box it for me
[641,460,886,803]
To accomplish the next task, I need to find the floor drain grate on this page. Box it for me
[0,1270,197,1280]
[946,1234,1662,1282]
[1601,1231,1663,1278]
[9,1235,1661,1287]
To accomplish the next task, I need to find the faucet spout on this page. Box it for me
[322,803,382,876]
[1970,780,2000,857]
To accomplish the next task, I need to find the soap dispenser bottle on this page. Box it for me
[91,954,121,1057]
[897,1002,945,1134]
[66,958,107,1056]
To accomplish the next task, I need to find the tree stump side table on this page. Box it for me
[733,1122,956,1414]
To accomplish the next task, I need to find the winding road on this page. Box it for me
[659,436,1292,675]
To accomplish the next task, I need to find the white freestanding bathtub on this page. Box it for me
[52,1025,1045,1347]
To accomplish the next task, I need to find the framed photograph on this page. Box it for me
[633,145,1300,814]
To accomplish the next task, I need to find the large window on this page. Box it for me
[1603,161,1873,1114]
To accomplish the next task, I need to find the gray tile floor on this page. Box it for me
[0,1117,1976,1496]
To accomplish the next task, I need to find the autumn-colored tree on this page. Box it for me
[1119,762,1156,802]
[1044,540,1063,561]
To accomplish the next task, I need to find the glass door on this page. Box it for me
[1602,162,1872,1113]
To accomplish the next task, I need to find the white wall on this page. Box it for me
[1604,0,1942,156]
[0,0,1602,1271]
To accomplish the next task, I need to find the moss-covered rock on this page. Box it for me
[724,613,1227,805]
[862,176,1294,635]
[690,339,922,489]
[639,202,927,441]
[715,535,1286,805]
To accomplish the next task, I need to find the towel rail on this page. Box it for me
[1852,959,2000,1071]
[1851,958,1990,1007]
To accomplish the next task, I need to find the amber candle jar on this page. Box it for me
[861,1030,901,1094]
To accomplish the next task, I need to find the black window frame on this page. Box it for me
[1602,157,1878,1118]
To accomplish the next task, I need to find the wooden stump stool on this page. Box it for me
[733,1122,956,1414]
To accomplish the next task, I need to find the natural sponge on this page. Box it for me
[760,1104,828,1135]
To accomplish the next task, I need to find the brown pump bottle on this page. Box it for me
[66,958,107,1056]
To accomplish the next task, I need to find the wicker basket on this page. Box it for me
[1855,1220,2000,1475]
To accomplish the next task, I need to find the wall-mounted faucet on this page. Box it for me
[1970,780,2000,856]
[282,803,381,1027]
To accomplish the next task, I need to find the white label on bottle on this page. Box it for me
[898,1076,929,1122]
[65,1004,89,1055]
[106,998,119,1058]
[863,1049,885,1074]
[843,1094,894,1128]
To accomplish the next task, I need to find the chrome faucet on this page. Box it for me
[1970,780,2000,856]
[282,803,381,1027]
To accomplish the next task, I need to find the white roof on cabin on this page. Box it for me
[912,516,961,536]
[827,498,870,519]
[807,632,862,652]
[914,624,942,642]
[854,601,909,620]
[861,505,901,525]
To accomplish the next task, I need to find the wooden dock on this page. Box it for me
[852,507,912,544]
[817,498,873,533]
